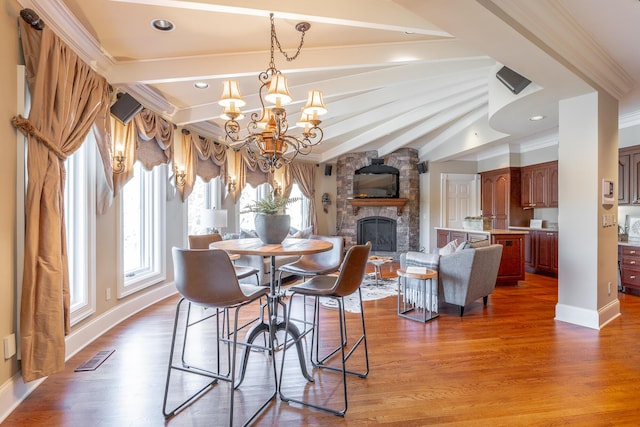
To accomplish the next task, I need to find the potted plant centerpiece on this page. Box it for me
[242,192,300,244]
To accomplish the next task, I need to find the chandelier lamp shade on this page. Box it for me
[219,13,327,171]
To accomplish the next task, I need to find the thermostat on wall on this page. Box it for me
[602,179,614,206]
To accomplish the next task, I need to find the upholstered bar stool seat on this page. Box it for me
[189,233,260,282]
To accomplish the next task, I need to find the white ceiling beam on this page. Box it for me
[376,95,488,158]
[320,88,488,162]
[112,0,451,36]
[106,39,486,84]
[173,61,494,125]
[322,76,488,142]
[417,105,494,161]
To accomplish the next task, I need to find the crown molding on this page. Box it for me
[18,0,116,74]
[619,110,640,129]
[119,84,177,118]
[515,132,558,154]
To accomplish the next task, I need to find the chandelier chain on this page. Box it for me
[270,13,306,64]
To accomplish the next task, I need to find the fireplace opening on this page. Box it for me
[357,216,397,252]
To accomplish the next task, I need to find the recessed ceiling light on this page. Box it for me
[194,82,209,89]
[151,19,174,32]
[529,115,545,121]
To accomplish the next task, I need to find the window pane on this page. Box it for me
[63,133,96,324]
[119,162,166,296]
[187,176,222,235]
[122,163,145,274]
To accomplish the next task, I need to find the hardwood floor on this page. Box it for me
[5,268,640,426]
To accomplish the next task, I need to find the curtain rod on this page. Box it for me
[20,8,45,30]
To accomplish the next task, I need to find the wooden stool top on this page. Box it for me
[396,267,437,280]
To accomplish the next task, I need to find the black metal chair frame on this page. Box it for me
[163,248,277,426]
[278,243,370,417]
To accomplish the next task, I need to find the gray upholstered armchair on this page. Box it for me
[400,244,503,316]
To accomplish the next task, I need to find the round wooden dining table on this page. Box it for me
[210,237,333,383]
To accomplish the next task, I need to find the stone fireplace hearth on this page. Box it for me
[336,148,420,255]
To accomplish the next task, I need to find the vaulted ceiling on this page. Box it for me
[17,0,640,164]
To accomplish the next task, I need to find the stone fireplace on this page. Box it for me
[336,148,420,255]
[357,216,397,252]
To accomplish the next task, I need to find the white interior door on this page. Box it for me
[440,174,481,228]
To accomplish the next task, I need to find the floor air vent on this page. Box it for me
[74,349,115,372]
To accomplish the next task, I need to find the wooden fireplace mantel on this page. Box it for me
[347,198,409,216]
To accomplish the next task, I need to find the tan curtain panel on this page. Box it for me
[228,148,269,202]
[111,109,174,194]
[111,118,137,192]
[193,135,227,182]
[175,131,196,201]
[94,109,115,214]
[134,109,174,170]
[286,162,318,232]
[13,21,110,382]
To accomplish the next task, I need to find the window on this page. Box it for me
[239,183,273,231]
[288,184,310,231]
[118,162,166,297]
[238,182,310,232]
[64,130,97,324]
[187,176,222,235]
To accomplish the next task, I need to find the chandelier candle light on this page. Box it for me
[219,13,327,171]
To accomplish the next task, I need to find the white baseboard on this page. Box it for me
[0,374,45,424]
[65,281,177,359]
[0,281,177,423]
[555,298,621,330]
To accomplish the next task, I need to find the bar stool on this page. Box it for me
[163,247,276,425]
[188,234,260,283]
[278,242,371,416]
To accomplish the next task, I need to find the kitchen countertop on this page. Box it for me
[435,227,528,235]
[619,240,640,247]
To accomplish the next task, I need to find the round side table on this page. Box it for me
[396,268,439,322]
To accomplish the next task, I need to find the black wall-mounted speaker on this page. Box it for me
[417,161,428,174]
[110,92,143,125]
[371,158,384,165]
[496,66,531,95]
[324,164,332,176]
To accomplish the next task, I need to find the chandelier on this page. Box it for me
[218,13,327,171]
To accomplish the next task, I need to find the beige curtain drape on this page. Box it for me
[176,131,196,201]
[285,162,318,232]
[228,148,269,202]
[13,21,110,382]
[111,109,175,194]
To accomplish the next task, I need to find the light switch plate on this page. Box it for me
[4,334,16,359]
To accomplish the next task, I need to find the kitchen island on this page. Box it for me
[435,227,529,285]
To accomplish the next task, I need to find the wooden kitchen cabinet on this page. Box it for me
[535,230,558,275]
[521,161,558,209]
[619,244,640,292]
[524,229,558,277]
[481,167,532,229]
[491,232,525,285]
[618,145,640,205]
[619,152,630,204]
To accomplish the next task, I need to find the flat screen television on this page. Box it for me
[353,164,399,198]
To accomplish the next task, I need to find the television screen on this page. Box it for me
[353,173,398,198]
